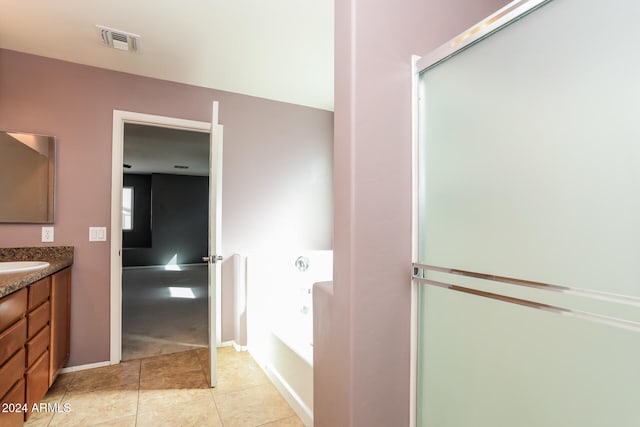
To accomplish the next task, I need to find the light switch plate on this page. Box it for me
[41,226,54,242]
[89,226,107,242]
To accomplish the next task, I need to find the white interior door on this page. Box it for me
[207,102,223,387]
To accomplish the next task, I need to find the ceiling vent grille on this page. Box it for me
[96,25,140,52]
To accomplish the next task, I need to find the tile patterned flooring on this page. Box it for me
[25,347,304,427]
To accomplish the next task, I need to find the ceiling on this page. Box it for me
[124,124,210,176]
[0,0,334,111]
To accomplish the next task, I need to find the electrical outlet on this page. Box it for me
[41,226,54,242]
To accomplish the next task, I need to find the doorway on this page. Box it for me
[110,107,222,387]
[120,123,210,360]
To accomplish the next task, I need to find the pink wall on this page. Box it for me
[0,49,333,366]
[315,0,510,425]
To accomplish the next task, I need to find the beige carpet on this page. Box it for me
[122,265,209,360]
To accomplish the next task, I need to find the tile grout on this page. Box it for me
[134,359,141,427]
[30,348,301,427]
[198,349,226,427]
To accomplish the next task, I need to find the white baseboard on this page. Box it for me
[60,360,111,374]
[232,341,248,352]
[261,363,313,427]
[65,343,240,375]
[219,340,247,352]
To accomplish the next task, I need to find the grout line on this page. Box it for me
[44,372,74,427]
[211,389,225,427]
[37,348,301,427]
[202,348,226,426]
[134,359,141,427]
[255,415,300,427]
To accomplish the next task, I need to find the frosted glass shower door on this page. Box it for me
[414,0,640,425]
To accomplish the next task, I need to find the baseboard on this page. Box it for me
[232,341,248,352]
[261,363,313,427]
[59,360,111,373]
[60,341,247,374]
[62,342,244,374]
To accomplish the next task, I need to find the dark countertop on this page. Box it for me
[0,246,74,298]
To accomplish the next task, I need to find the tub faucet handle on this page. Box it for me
[295,256,310,272]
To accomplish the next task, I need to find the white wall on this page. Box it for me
[221,100,333,255]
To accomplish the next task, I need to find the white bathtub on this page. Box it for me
[246,250,332,427]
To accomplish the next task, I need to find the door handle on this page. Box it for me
[202,255,223,264]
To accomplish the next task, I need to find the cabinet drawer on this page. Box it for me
[0,318,26,367]
[0,378,25,427]
[0,348,25,399]
[27,301,49,338]
[26,325,49,368]
[26,350,49,419]
[0,288,27,331]
[28,277,50,310]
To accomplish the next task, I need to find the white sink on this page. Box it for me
[0,261,50,274]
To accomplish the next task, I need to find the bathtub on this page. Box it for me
[246,250,332,427]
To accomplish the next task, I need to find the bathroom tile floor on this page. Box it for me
[25,347,304,427]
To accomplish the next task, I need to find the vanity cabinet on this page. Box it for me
[24,276,50,420]
[49,267,71,386]
[0,267,71,426]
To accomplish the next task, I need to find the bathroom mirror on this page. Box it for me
[0,131,56,223]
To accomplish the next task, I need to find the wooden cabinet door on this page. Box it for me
[25,350,49,420]
[0,379,25,427]
[49,267,70,386]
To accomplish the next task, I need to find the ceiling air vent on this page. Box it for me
[96,25,140,52]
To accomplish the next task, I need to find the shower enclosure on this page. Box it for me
[412,0,640,425]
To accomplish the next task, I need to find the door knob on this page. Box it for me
[202,255,223,263]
